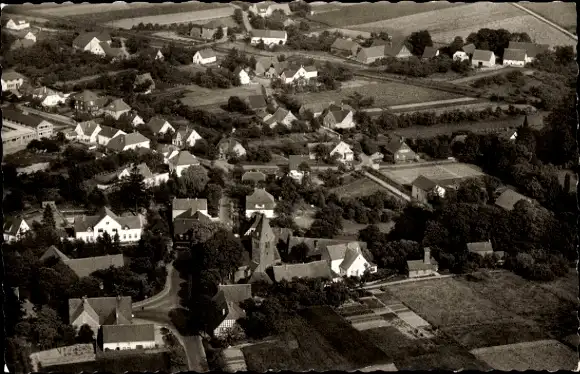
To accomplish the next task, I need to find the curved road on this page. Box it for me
[133,263,209,372]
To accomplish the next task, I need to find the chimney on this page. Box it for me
[424,247,430,265]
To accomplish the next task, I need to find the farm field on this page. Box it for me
[520,2,577,32]
[380,162,485,187]
[26,2,159,17]
[308,1,461,28]
[350,2,576,47]
[44,351,171,373]
[105,6,234,29]
[471,340,578,371]
[179,84,264,108]
[295,81,462,109]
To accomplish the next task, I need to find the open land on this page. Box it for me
[349,3,576,46]
[179,84,264,108]
[520,2,577,32]
[44,351,171,373]
[105,6,234,29]
[380,163,485,186]
[23,3,159,17]
[331,177,387,198]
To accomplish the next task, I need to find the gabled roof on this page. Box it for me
[472,49,494,61]
[242,171,267,182]
[98,125,124,139]
[288,236,367,259]
[146,117,170,133]
[503,48,526,62]
[325,109,351,124]
[273,261,333,282]
[508,42,549,58]
[2,70,26,82]
[213,289,247,322]
[72,31,111,49]
[422,46,438,58]
[73,90,100,103]
[218,284,252,303]
[467,241,493,253]
[494,188,531,211]
[218,137,245,153]
[174,212,212,235]
[40,245,71,262]
[383,38,408,57]
[358,45,385,60]
[3,217,25,236]
[169,150,199,167]
[288,154,310,171]
[383,138,409,154]
[123,162,153,179]
[103,324,155,344]
[331,37,360,52]
[462,43,476,54]
[2,108,46,128]
[105,98,131,113]
[68,296,132,325]
[78,120,101,136]
[246,95,268,110]
[100,42,124,58]
[135,72,154,86]
[196,48,216,59]
[74,207,142,232]
[106,132,150,151]
[339,248,363,271]
[251,29,287,39]
[65,254,125,278]
[264,107,293,125]
[411,175,439,191]
[172,198,208,213]
[246,188,276,210]
[300,102,331,114]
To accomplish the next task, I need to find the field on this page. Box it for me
[296,81,462,109]
[520,2,577,31]
[25,3,160,17]
[380,162,485,186]
[44,351,170,373]
[106,6,234,29]
[331,177,386,198]
[471,340,578,371]
[308,1,460,28]
[349,3,576,47]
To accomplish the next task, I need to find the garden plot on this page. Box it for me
[380,162,485,187]
[470,340,578,371]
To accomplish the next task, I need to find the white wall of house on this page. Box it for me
[71,313,100,336]
[328,259,343,275]
[75,215,141,243]
[503,58,525,67]
[2,78,24,91]
[74,124,101,143]
[82,37,106,56]
[24,32,36,41]
[170,163,196,178]
[409,269,436,278]
[238,70,251,85]
[340,254,371,277]
[331,112,355,129]
[288,170,304,182]
[213,318,236,337]
[6,19,30,30]
[105,109,130,120]
[122,141,150,151]
[40,94,66,107]
[193,53,217,65]
[103,340,156,351]
[330,142,354,162]
[245,208,275,219]
[250,36,287,46]
[3,220,30,243]
[132,115,145,127]
[472,54,496,68]
[97,131,124,146]
[453,51,469,61]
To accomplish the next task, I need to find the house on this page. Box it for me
[157,144,180,162]
[383,138,418,163]
[249,1,291,17]
[74,207,144,243]
[75,121,102,143]
[471,49,496,68]
[100,42,127,61]
[103,99,131,120]
[106,132,151,152]
[262,108,298,129]
[381,38,413,59]
[422,46,440,59]
[272,261,334,282]
[288,154,311,182]
[173,209,213,245]
[494,188,532,211]
[218,137,247,159]
[172,127,202,148]
[356,45,387,65]
[467,240,494,257]
[234,67,251,85]
[407,247,438,278]
[153,49,164,60]
[279,65,308,84]
[134,73,155,94]
[68,296,132,336]
[242,171,267,184]
[322,242,377,278]
[245,188,276,218]
[508,42,550,63]
[118,162,153,181]
[250,29,287,47]
[331,38,360,57]
[2,108,54,140]
[193,48,217,65]
[502,48,527,67]
[102,324,156,351]
[287,236,367,260]
[330,141,355,163]
[212,284,253,337]
[320,108,355,129]
[245,95,269,112]
[96,125,126,146]
[1,71,26,91]
[3,217,30,242]
[146,117,175,135]
[254,57,286,77]
[72,31,112,56]
[10,38,36,50]
[6,18,30,30]
[189,19,227,40]
[299,102,331,118]
[243,213,282,283]
[453,43,475,61]
[411,175,447,203]
[168,150,200,177]
[500,128,518,142]
[41,246,125,278]
[126,112,145,128]
[31,87,68,107]
[73,90,106,113]
[172,198,208,220]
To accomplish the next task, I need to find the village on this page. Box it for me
[1,2,578,373]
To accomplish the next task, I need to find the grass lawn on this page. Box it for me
[294,81,462,109]
[331,178,386,198]
[44,351,170,373]
[180,84,265,108]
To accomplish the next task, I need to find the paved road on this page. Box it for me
[511,3,577,41]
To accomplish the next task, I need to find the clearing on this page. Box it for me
[380,162,485,187]
[350,3,576,47]
[520,2,577,33]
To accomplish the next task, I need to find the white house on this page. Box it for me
[22,31,36,42]
[6,19,30,30]
[172,198,209,220]
[250,29,287,47]
[72,31,112,56]
[106,132,151,152]
[280,66,308,84]
[73,207,144,243]
[407,248,438,278]
[245,188,276,218]
[102,324,156,351]
[146,117,175,135]
[103,99,131,120]
[212,284,252,337]
[471,49,496,68]
[262,108,298,129]
[218,137,247,160]
[321,108,355,129]
[193,48,217,65]
[330,141,355,163]
[172,127,202,148]
[322,242,377,278]
[453,43,476,62]
[502,48,527,67]
[249,1,291,17]
[124,112,145,128]
[3,217,30,242]
[168,150,200,177]
[68,296,132,336]
[288,155,311,183]
[234,67,251,85]
[154,49,164,60]
[32,87,68,107]
[96,125,126,146]
[411,175,447,204]
[75,121,102,144]
[508,42,550,64]
[1,71,26,91]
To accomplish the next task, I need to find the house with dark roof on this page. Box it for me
[254,56,283,77]
[299,102,332,118]
[422,46,440,59]
[69,296,132,336]
[2,107,54,139]
[467,241,505,264]
[106,132,151,152]
[242,171,267,184]
[380,38,413,59]
[407,248,438,278]
[250,29,288,46]
[1,70,26,91]
[190,19,228,40]
[321,107,355,129]
[173,210,213,247]
[72,31,112,56]
[245,188,276,218]
[74,120,102,143]
[331,38,361,57]
[41,246,126,278]
[502,48,527,67]
[382,138,418,163]
[273,261,334,282]
[244,94,268,112]
[73,90,106,113]
[262,107,298,129]
[212,284,253,337]
[96,125,126,146]
[3,217,30,242]
[168,150,200,177]
[249,1,291,17]
[356,45,387,65]
[411,175,448,203]
[494,188,532,211]
[508,42,549,63]
[103,99,131,120]
[74,207,144,243]
[172,198,208,220]
[102,324,156,351]
[10,38,35,50]
[172,126,202,148]
[287,154,311,182]
[471,49,496,68]
[218,137,247,160]
[322,242,377,278]
[6,18,30,30]
[134,73,155,94]
[453,43,476,61]
[193,48,217,65]
[146,117,175,135]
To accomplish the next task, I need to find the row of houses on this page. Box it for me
[330,37,412,64]
[451,41,550,68]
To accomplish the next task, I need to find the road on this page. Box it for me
[132,263,209,372]
[510,3,577,42]
[16,104,77,127]
[363,171,411,202]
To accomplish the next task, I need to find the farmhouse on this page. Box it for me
[193,48,217,65]
[3,216,30,243]
[6,18,30,30]
[190,19,228,40]
[494,188,532,211]
[249,1,291,17]
[320,108,355,129]
[453,43,475,61]
[245,188,276,218]
[168,150,200,177]
[73,90,107,113]
[331,38,361,57]
[471,49,496,68]
[41,246,125,278]
[322,242,377,278]
[102,324,156,351]
[106,132,150,152]
[308,141,354,163]
[381,38,413,58]
[172,198,209,220]
[72,31,112,56]
[245,94,269,112]
[467,240,493,256]
[14,30,37,42]
[127,112,145,127]
[75,120,101,143]
[234,66,251,85]
[212,284,253,337]
[356,45,387,65]
[2,70,26,91]
[250,29,287,46]
[218,137,247,159]
[74,207,144,243]
[273,261,334,282]
[103,98,131,119]
[382,138,418,163]
[173,210,213,246]
[172,126,202,148]
[68,296,132,336]
[407,247,438,278]
[146,117,175,135]
[134,73,155,94]
[422,46,440,59]
[502,48,527,67]
[254,56,284,77]
[288,154,311,182]
[262,107,298,129]
[508,42,550,63]
[287,237,368,261]
[96,125,126,146]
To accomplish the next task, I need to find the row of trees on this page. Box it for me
[382,55,472,77]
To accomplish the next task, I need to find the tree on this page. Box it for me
[199,230,245,282]
[233,9,244,26]
[180,165,209,196]
[42,204,56,229]
[228,96,249,113]
[214,27,225,41]
[407,30,433,56]
[118,165,151,212]
[76,324,95,343]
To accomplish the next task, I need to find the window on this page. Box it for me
[123,235,126,239]
[112,229,117,232]
[98,229,103,233]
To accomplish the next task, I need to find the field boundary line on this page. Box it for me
[510,3,577,41]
